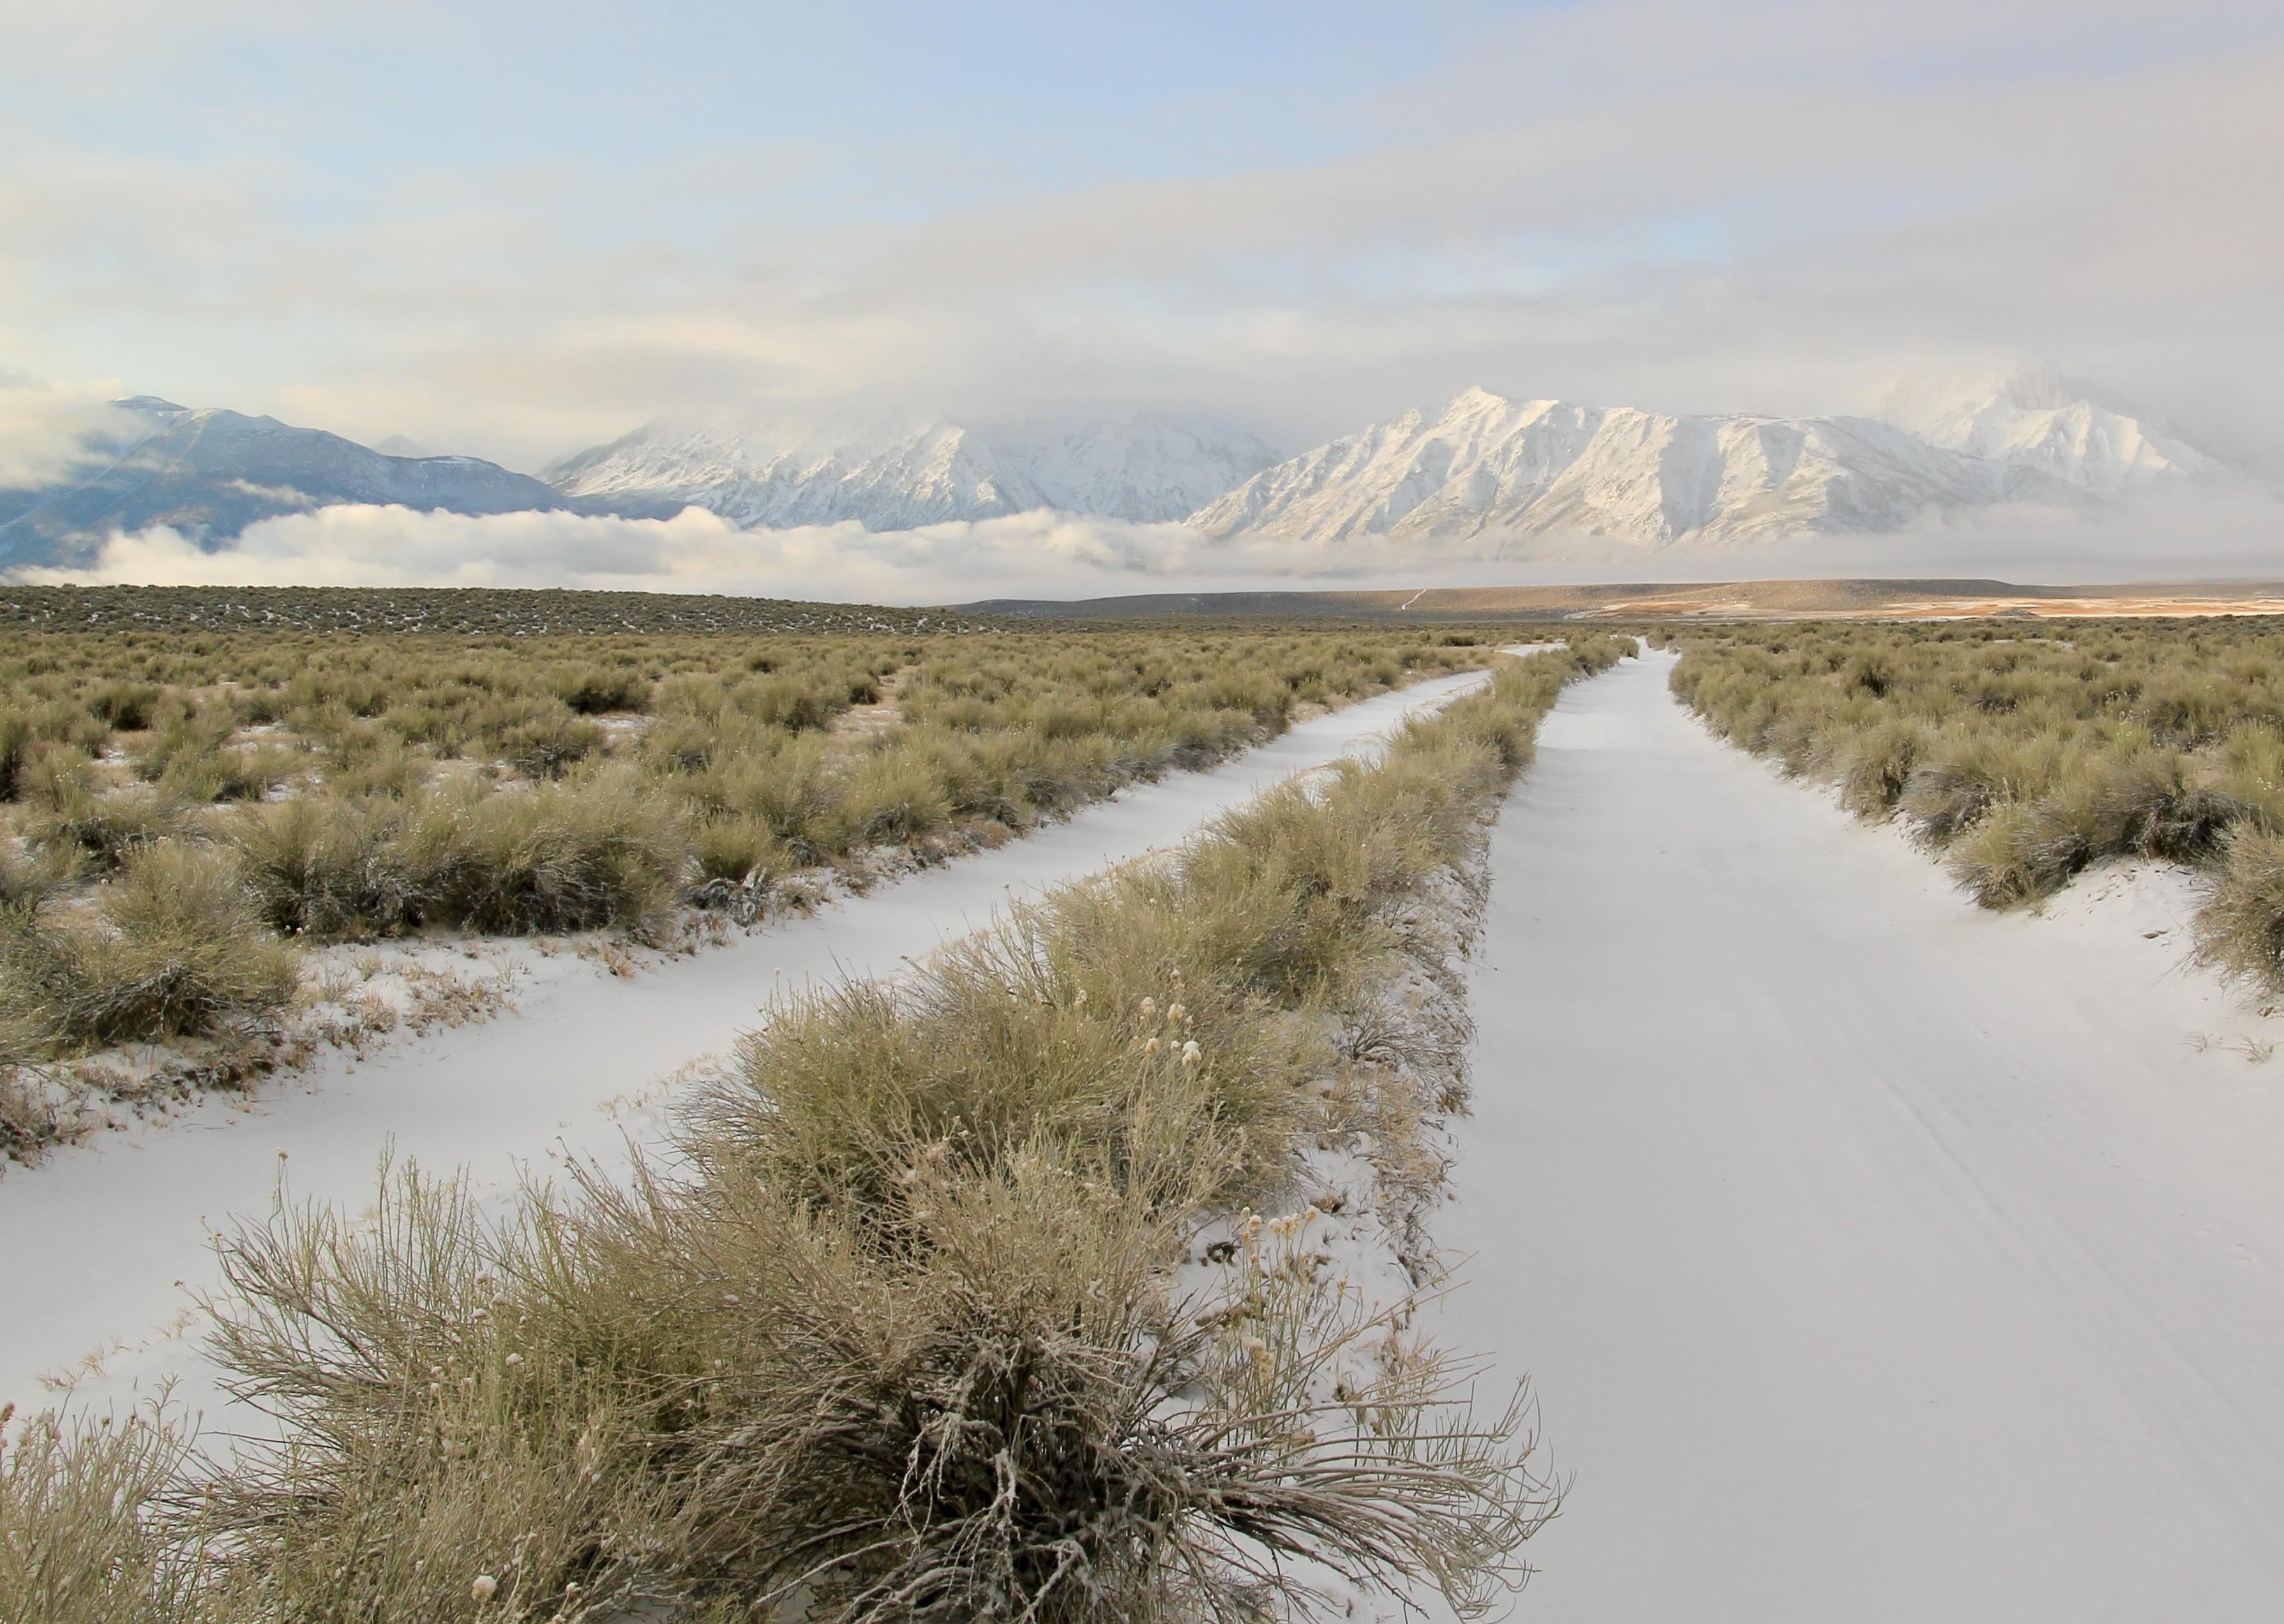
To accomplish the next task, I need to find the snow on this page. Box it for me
[543,409,1280,527]
[1422,650,2284,1620]
[1184,387,2062,553]
[1880,359,2223,497]
[0,667,1498,1427]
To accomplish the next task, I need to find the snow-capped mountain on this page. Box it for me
[545,411,1281,528]
[1877,359,2222,497]
[3,363,2232,572]
[995,416,1284,524]
[0,398,566,567]
[1185,386,2079,553]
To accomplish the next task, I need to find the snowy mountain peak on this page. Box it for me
[1185,387,2068,555]
[1190,368,2234,555]
[545,409,1281,529]
[1877,360,2219,497]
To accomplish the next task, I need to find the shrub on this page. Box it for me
[837,746,954,846]
[85,681,160,732]
[0,843,299,1050]
[3,638,1609,1621]
[0,712,28,802]
[552,665,651,715]
[1835,719,1923,816]
[497,712,605,780]
[232,795,424,939]
[420,771,682,935]
[0,1404,207,1624]
[21,760,185,873]
[2195,826,2284,993]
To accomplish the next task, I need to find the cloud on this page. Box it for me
[4,0,2280,476]
[15,483,2284,607]
[0,375,139,488]
[3,506,1238,604]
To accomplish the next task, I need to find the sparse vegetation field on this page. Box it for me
[0,615,1499,1159]
[1669,617,2284,993]
[1,636,1629,1624]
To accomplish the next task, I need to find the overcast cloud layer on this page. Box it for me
[5,0,2281,474]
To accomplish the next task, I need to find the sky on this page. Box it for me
[6,0,2282,481]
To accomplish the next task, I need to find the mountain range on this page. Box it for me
[0,397,566,567]
[0,363,2235,570]
[542,412,1284,529]
[1190,362,2225,555]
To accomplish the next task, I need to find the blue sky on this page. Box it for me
[4,0,2280,470]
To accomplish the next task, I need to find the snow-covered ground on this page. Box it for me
[0,667,1499,1424]
[1429,649,2284,1620]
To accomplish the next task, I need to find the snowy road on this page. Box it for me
[1434,649,2284,1621]
[0,666,1503,1422]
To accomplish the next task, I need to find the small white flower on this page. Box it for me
[471,1574,499,1602]
[1138,996,1155,1018]
[1144,1037,1161,1055]
[1180,1040,1202,1068]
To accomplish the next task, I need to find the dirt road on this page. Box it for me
[1435,649,2284,1621]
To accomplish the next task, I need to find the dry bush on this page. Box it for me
[689,814,785,889]
[0,1403,210,1624]
[22,760,187,873]
[1835,718,1925,816]
[0,843,299,1052]
[193,1131,1555,1624]
[414,771,684,936]
[231,796,425,939]
[0,636,1607,1617]
[698,883,1324,1217]
[0,712,31,803]
[2195,826,2284,993]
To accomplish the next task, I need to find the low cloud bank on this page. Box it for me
[6,506,1240,605]
[0,377,141,490]
[11,490,2284,606]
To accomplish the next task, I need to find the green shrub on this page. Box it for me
[85,680,160,732]
[837,746,954,846]
[496,711,605,780]
[688,814,779,884]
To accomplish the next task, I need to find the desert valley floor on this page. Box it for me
[9,645,2284,1618]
